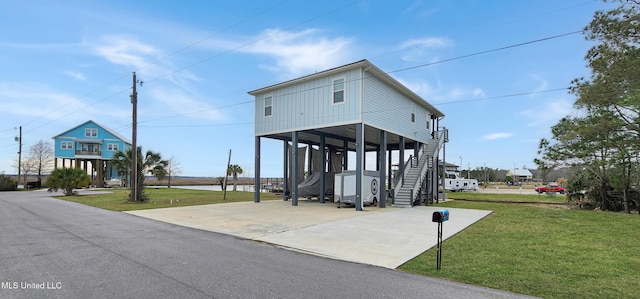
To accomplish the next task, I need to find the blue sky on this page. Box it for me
[0,0,615,178]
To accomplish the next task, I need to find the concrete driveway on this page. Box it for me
[127,199,492,269]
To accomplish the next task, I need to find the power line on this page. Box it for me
[127,30,582,128]
[387,31,583,75]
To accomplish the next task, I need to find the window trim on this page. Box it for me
[264,95,273,117]
[85,128,98,137]
[61,141,73,150]
[332,77,345,105]
[107,143,119,151]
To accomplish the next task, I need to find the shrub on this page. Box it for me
[0,174,17,191]
[46,168,90,196]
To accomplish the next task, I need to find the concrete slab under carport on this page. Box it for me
[126,200,492,269]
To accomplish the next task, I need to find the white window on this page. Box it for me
[426,113,431,130]
[85,128,97,137]
[61,141,73,149]
[264,96,272,117]
[411,106,416,123]
[333,78,344,104]
[108,143,119,151]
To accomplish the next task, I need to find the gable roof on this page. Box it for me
[248,59,444,117]
[52,120,131,144]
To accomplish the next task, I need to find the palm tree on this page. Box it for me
[47,167,90,196]
[227,164,243,191]
[112,147,167,201]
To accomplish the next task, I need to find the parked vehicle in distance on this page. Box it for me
[535,183,565,194]
[104,178,122,188]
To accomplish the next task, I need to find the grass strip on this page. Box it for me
[399,201,640,298]
[57,187,280,211]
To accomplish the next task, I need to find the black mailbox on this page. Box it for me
[432,209,449,223]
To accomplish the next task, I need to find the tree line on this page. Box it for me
[536,0,640,213]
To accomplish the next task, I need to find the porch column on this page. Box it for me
[254,136,261,203]
[379,130,387,208]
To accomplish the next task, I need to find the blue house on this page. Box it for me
[249,60,447,209]
[52,120,131,187]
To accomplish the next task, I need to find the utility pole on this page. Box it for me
[17,126,22,186]
[223,149,231,201]
[131,72,138,202]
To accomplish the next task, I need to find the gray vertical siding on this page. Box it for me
[362,74,432,143]
[254,68,362,135]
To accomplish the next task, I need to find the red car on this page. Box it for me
[535,183,565,194]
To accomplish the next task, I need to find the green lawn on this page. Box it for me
[58,187,279,211]
[399,200,640,299]
[446,191,567,203]
[58,187,640,298]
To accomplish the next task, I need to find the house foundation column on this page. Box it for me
[254,136,261,203]
[283,140,288,201]
[320,135,326,204]
[379,130,387,208]
[292,131,299,206]
[355,123,363,211]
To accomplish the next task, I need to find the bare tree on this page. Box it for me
[28,140,54,184]
[14,158,38,186]
[164,156,182,188]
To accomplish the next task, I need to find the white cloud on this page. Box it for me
[92,34,160,69]
[397,78,485,104]
[482,132,512,141]
[148,87,228,122]
[529,74,549,98]
[0,82,128,124]
[521,98,575,127]
[396,36,451,62]
[251,28,353,76]
[398,37,451,50]
[64,71,86,81]
[207,28,354,77]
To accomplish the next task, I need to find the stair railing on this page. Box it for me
[409,130,446,205]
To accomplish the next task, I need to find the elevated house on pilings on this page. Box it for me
[52,120,131,187]
[249,59,447,210]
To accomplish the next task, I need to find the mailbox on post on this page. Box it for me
[432,209,449,269]
[432,209,449,223]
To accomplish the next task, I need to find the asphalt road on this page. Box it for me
[0,190,537,299]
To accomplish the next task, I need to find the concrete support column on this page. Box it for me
[342,139,348,170]
[387,148,392,193]
[320,135,326,204]
[355,123,363,211]
[399,137,405,184]
[379,130,387,208]
[254,136,261,203]
[307,143,312,175]
[292,131,299,206]
[97,160,104,188]
[283,140,289,201]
